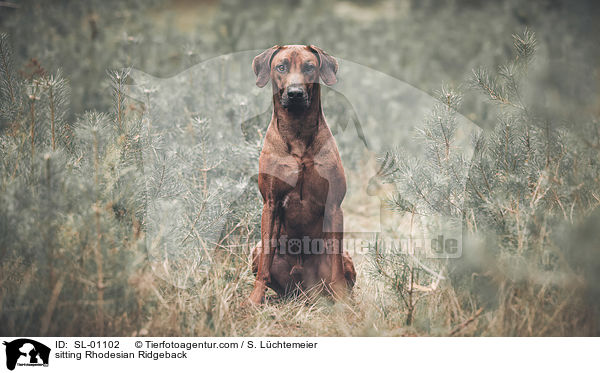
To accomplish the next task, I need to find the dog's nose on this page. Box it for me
[287,86,305,99]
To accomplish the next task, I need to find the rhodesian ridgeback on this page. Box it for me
[248,45,356,304]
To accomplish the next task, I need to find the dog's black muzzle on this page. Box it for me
[281,85,310,110]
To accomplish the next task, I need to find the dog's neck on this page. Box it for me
[272,85,322,152]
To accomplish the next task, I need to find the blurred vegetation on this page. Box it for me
[1,0,599,336]
[377,30,600,335]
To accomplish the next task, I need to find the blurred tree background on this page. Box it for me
[2,0,599,124]
[0,0,599,336]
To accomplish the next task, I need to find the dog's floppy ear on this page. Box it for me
[252,45,280,88]
[309,45,338,86]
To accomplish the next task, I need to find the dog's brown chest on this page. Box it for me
[282,157,328,234]
[262,147,330,232]
[292,153,326,198]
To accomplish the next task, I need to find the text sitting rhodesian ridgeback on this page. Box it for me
[249,45,356,304]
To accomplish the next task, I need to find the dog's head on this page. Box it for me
[253,45,338,112]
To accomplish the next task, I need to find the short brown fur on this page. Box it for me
[248,45,356,304]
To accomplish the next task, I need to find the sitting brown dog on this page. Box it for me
[248,45,356,304]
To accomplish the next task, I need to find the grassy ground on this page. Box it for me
[130,157,597,337]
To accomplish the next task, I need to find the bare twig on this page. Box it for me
[449,308,484,336]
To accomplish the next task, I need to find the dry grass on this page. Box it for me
[2,157,595,337]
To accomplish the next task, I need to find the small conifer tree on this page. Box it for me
[372,29,600,334]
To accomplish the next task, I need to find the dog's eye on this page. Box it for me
[303,65,315,73]
[276,64,287,73]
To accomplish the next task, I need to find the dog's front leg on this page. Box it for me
[324,205,348,299]
[248,199,280,304]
